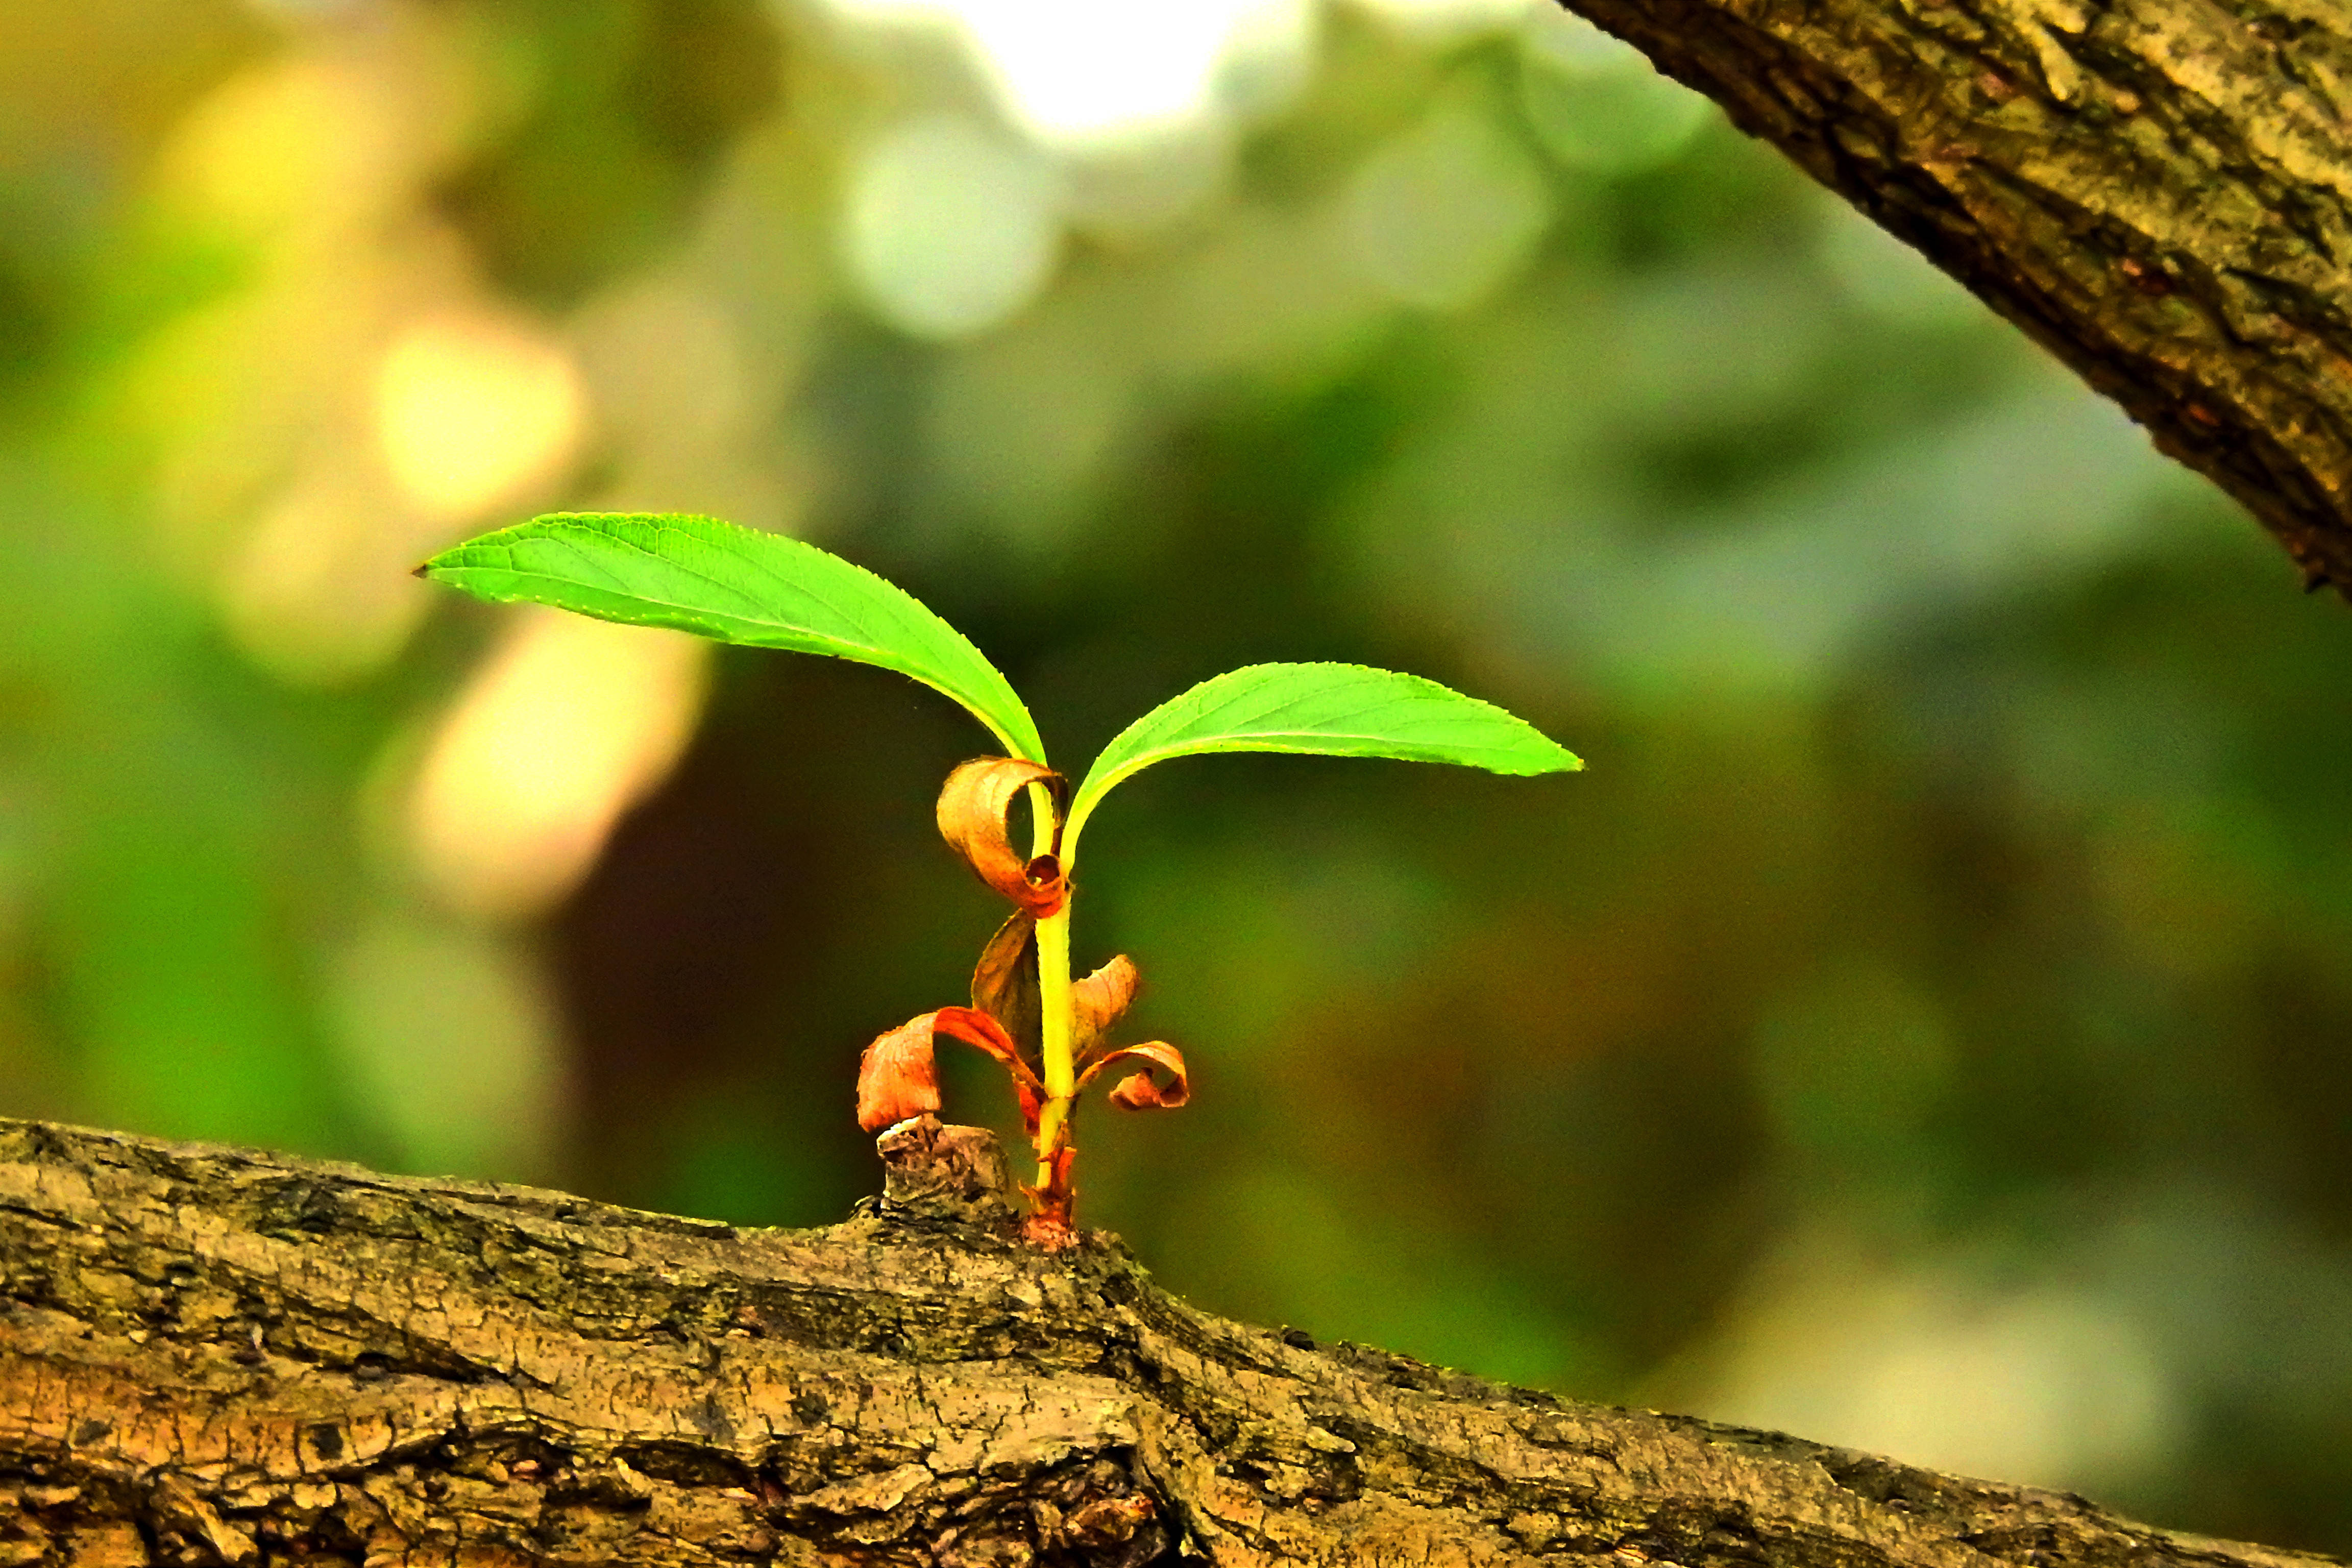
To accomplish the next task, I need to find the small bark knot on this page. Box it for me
[876,1115,1017,1226]
[1058,1493,1159,1552]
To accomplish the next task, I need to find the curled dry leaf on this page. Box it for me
[858,1007,1046,1135]
[937,757,1069,916]
[1081,1041,1190,1112]
[1071,953,1139,1058]
[934,1005,1048,1135]
[930,1006,1035,1083]
[971,912,1042,1060]
[856,1015,942,1133]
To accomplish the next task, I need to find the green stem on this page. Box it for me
[1023,781,1076,1189]
[1036,907,1073,1106]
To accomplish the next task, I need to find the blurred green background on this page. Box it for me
[8,0,2352,1549]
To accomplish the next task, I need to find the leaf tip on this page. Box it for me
[413,542,467,581]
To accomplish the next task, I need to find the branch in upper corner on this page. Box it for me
[1554,0,2352,597]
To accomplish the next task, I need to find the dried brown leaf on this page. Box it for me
[971,912,1042,1060]
[1082,1041,1190,1112]
[936,757,1068,916]
[859,1007,1046,1135]
[934,1005,1048,1136]
[856,1015,941,1133]
[1071,953,1139,1058]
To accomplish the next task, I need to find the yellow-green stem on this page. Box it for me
[1034,908,1074,1145]
[1023,780,1077,1189]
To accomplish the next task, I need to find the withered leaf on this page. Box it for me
[858,1007,1047,1135]
[1071,953,1139,1059]
[856,1015,942,1133]
[931,1006,1039,1089]
[937,758,1069,916]
[1081,1041,1190,1112]
[934,1006,1048,1136]
[971,912,1042,1060]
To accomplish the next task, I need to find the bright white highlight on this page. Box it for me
[820,0,1314,150]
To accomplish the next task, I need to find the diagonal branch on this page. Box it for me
[1556,0,2352,594]
[0,1115,2339,1567]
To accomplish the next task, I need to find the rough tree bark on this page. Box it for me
[1554,0,2352,594]
[0,1117,2340,1568]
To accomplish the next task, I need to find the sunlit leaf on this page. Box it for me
[419,512,1047,762]
[1066,663,1580,854]
[937,757,1068,916]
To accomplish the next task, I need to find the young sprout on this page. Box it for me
[421,513,1580,1245]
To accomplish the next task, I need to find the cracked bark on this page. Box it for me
[1551,0,2352,594]
[1,1117,2341,1568]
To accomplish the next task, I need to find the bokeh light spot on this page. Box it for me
[1341,102,1551,312]
[842,112,1064,339]
[406,610,710,922]
[222,473,433,685]
[821,0,1314,151]
[160,54,406,244]
[376,311,586,519]
[1675,1248,2183,1496]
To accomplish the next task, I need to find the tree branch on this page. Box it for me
[0,1117,2338,1568]
[1556,0,2352,594]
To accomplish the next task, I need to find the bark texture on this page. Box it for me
[1,1117,2342,1568]
[1555,0,2352,593]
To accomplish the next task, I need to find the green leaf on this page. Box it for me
[419,513,1046,762]
[1065,662,1580,857]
